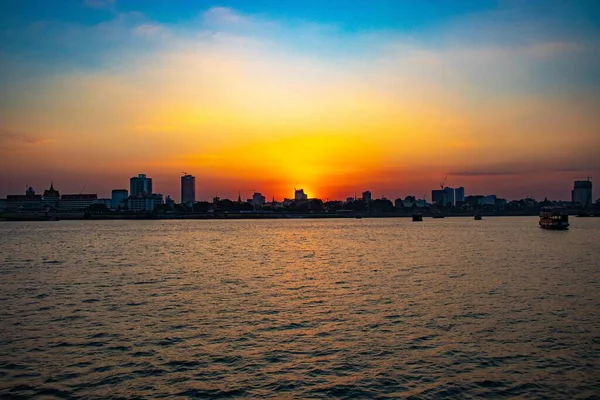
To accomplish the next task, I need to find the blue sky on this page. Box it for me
[1,1,599,200]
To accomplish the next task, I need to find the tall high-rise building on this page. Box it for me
[362,191,372,203]
[455,187,465,204]
[130,174,152,196]
[572,179,593,206]
[181,174,196,203]
[444,187,455,206]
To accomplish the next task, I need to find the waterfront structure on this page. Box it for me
[483,195,497,206]
[165,195,175,208]
[42,182,60,208]
[181,174,196,203]
[0,199,6,211]
[295,189,308,201]
[59,194,98,210]
[572,179,593,206]
[6,187,43,210]
[455,187,465,204]
[398,196,426,209]
[127,194,163,212]
[394,198,404,210]
[130,174,152,196]
[94,198,112,208]
[111,189,128,209]
[252,192,266,206]
[444,187,455,206]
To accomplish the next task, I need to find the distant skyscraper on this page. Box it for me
[444,187,455,206]
[130,174,152,196]
[362,191,372,203]
[295,189,308,201]
[111,189,128,209]
[455,187,465,204]
[572,179,592,206]
[181,174,196,203]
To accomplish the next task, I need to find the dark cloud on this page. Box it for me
[0,130,51,150]
[449,158,599,177]
[448,170,518,177]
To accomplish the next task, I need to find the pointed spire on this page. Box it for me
[237,190,242,203]
[50,181,54,191]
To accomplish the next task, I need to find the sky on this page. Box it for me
[1,0,599,202]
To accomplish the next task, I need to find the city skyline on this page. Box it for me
[2,173,594,204]
[1,1,600,200]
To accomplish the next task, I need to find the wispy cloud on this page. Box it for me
[202,7,248,26]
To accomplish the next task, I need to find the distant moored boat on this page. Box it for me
[412,213,423,221]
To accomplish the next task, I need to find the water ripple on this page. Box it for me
[1,218,599,398]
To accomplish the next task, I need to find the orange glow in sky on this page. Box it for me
[1,3,599,201]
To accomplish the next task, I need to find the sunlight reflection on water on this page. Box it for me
[1,217,599,398]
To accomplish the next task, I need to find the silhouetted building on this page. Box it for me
[572,180,592,206]
[181,174,195,203]
[111,189,128,209]
[252,192,266,206]
[130,174,152,196]
[398,196,426,209]
[444,187,455,206]
[6,187,42,210]
[362,191,372,203]
[94,198,112,208]
[0,199,6,211]
[165,195,175,209]
[295,189,308,201]
[483,195,497,206]
[455,187,465,204]
[465,195,484,207]
[127,193,163,212]
[432,190,445,206]
[60,194,98,210]
[42,182,60,208]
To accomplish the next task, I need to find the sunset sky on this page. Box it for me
[1,0,599,201]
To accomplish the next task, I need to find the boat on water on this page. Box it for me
[474,211,482,220]
[412,213,423,222]
[539,209,569,230]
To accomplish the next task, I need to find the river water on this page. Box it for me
[1,217,599,399]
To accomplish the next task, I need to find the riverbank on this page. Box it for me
[2,210,596,221]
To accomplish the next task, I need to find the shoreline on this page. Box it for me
[1,210,596,222]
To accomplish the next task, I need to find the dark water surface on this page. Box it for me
[1,217,599,399]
